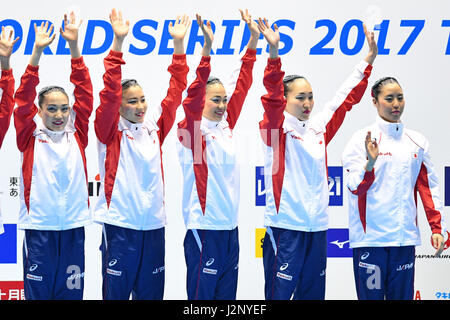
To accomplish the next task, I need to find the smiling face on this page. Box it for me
[120,85,148,124]
[284,78,314,121]
[38,91,70,132]
[203,82,228,122]
[373,82,405,123]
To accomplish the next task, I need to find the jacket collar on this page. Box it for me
[283,111,309,134]
[118,115,145,132]
[376,115,403,138]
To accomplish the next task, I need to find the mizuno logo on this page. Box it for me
[330,239,349,249]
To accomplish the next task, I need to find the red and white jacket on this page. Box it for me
[342,115,447,248]
[177,48,256,230]
[0,69,15,234]
[260,57,372,232]
[14,58,93,230]
[94,50,188,230]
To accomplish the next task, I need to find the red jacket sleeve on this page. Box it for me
[0,69,15,147]
[71,57,93,149]
[14,65,39,152]
[324,62,372,146]
[177,56,211,150]
[226,48,257,130]
[259,57,286,147]
[157,54,189,144]
[94,50,125,145]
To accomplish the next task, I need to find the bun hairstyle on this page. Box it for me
[121,79,140,93]
[38,86,69,108]
[282,75,307,97]
[206,76,223,87]
[371,77,400,99]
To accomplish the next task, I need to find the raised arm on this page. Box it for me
[323,24,377,145]
[258,18,285,146]
[225,9,258,129]
[94,9,128,145]
[0,27,19,147]
[14,22,55,151]
[61,12,93,148]
[156,15,190,144]
[177,14,212,150]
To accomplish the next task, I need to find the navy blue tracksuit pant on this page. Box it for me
[263,227,327,300]
[100,224,165,300]
[184,228,239,300]
[23,227,85,300]
[353,246,415,300]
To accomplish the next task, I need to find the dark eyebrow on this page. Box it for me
[47,104,69,107]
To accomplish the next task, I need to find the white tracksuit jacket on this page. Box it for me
[93,50,188,231]
[260,57,372,232]
[14,58,93,230]
[177,49,256,230]
[342,115,447,248]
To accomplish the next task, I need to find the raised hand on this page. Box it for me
[239,9,259,50]
[169,14,191,54]
[196,14,214,56]
[0,27,20,70]
[34,21,56,50]
[364,131,379,171]
[60,11,82,58]
[60,12,82,43]
[110,8,129,52]
[240,9,259,37]
[257,18,279,58]
[363,23,378,65]
[29,21,56,66]
[0,27,19,58]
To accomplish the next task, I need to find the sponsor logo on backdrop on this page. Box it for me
[255,166,344,207]
[327,228,352,258]
[328,166,343,206]
[435,291,450,300]
[0,224,17,264]
[255,167,266,206]
[0,281,24,300]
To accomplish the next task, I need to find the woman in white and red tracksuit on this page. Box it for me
[257,19,377,300]
[93,10,189,300]
[341,76,447,300]
[176,11,259,300]
[14,17,93,300]
[0,28,19,235]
